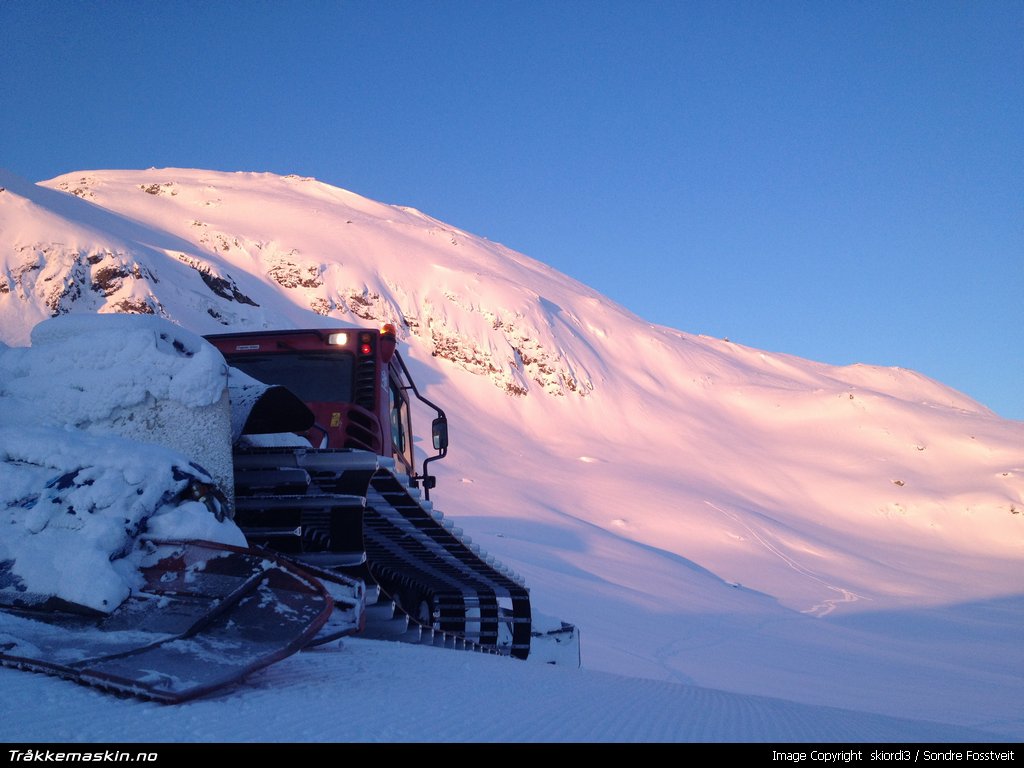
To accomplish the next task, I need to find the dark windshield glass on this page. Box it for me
[228,352,354,403]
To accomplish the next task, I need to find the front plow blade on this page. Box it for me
[0,540,332,703]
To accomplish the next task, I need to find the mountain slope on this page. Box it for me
[1,168,1021,733]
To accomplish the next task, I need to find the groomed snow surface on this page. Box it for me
[2,636,1010,745]
[0,170,1021,745]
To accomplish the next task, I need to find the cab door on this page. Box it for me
[388,370,415,477]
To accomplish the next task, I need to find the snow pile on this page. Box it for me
[0,315,245,613]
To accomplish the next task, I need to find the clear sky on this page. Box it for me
[2,1,1021,419]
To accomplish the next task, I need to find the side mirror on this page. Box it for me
[432,416,449,452]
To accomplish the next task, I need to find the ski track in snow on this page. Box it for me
[0,638,1003,743]
[705,501,868,617]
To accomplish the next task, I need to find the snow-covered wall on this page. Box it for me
[2,314,235,498]
[0,315,244,612]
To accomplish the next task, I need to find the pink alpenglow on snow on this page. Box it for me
[0,169,1021,742]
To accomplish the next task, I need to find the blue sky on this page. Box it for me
[3,1,1021,419]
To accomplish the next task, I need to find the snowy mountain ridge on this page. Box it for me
[1,167,1022,739]
[3,168,612,399]
[3,167,985,409]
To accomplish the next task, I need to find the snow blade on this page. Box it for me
[0,540,333,703]
[283,558,366,646]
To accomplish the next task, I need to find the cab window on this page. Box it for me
[389,376,414,474]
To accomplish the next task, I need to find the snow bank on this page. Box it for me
[2,314,235,497]
[0,315,245,613]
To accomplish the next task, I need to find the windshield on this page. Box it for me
[227,352,354,403]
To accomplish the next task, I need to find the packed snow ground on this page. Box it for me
[0,169,1021,743]
[0,637,1009,744]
